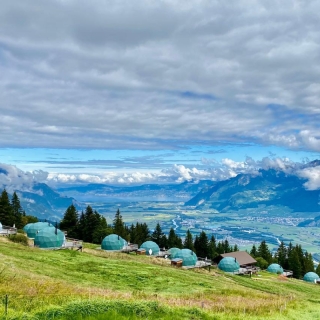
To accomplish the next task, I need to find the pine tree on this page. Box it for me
[216,241,224,254]
[60,204,79,238]
[77,211,86,241]
[92,214,110,244]
[130,222,150,246]
[168,228,182,248]
[315,263,320,276]
[208,235,217,259]
[223,239,231,253]
[11,192,23,228]
[151,223,164,246]
[194,231,209,258]
[0,189,13,226]
[288,248,302,279]
[257,240,272,263]
[183,229,194,251]
[250,244,257,257]
[276,241,287,267]
[233,244,239,252]
[113,208,127,239]
[303,252,314,274]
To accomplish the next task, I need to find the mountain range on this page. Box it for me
[16,183,78,220]
[185,168,320,212]
[1,161,320,220]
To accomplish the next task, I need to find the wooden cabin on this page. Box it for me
[213,251,257,268]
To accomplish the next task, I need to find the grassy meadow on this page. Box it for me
[0,237,320,319]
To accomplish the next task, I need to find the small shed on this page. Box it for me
[171,258,183,268]
[136,248,146,255]
[213,251,257,267]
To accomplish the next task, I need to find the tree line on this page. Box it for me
[249,240,318,279]
[0,189,38,229]
[59,205,240,259]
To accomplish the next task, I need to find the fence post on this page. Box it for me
[4,294,8,316]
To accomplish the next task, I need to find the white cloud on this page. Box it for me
[0,0,320,151]
[0,163,48,193]
[297,166,320,190]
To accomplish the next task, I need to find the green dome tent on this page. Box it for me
[34,227,65,249]
[168,247,181,259]
[218,257,240,273]
[303,272,319,283]
[26,222,53,239]
[101,234,127,251]
[23,223,33,233]
[140,241,160,256]
[267,263,283,274]
[176,249,197,267]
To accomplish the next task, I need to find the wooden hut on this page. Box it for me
[136,248,146,255]
[171,258,183,268]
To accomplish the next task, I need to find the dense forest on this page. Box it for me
[1,189,319,279]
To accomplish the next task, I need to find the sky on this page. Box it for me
[1,0,320,188]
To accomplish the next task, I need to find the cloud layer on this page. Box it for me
[3,156,320,191]
[1,0,320,151]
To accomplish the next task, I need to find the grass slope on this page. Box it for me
[0,237,319,319]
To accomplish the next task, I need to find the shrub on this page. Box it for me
[8,233,29,246]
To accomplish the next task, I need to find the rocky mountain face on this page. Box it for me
[17,183,77,220]
[185,169,320,213]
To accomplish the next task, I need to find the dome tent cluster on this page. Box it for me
[24,222,66,249]
[100,236,199,267]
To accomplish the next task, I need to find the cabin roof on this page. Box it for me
[214,251,257,266]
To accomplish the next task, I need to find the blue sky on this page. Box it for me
[1,0,320,187]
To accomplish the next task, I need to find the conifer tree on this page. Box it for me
[303,252,314,274]
[288,248,302,278]
[257,240,272,263]
[92,214,110,244]
[276,241,287,267]
[168,228,182,249]
[183,229,194,251]
[233,244,239,252]
[315,263,320,276]
[250,244,257,257]
[151,223,164,246]
[0,189,13,226]
[216,241,224,254]
[60,204,79,238]
[11,192,23,228]
[223,239,231,253]
[113,208,127,239]
[208,235,217,259]
[194,231,209,257]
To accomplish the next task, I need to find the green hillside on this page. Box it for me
[0,237,319,320]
